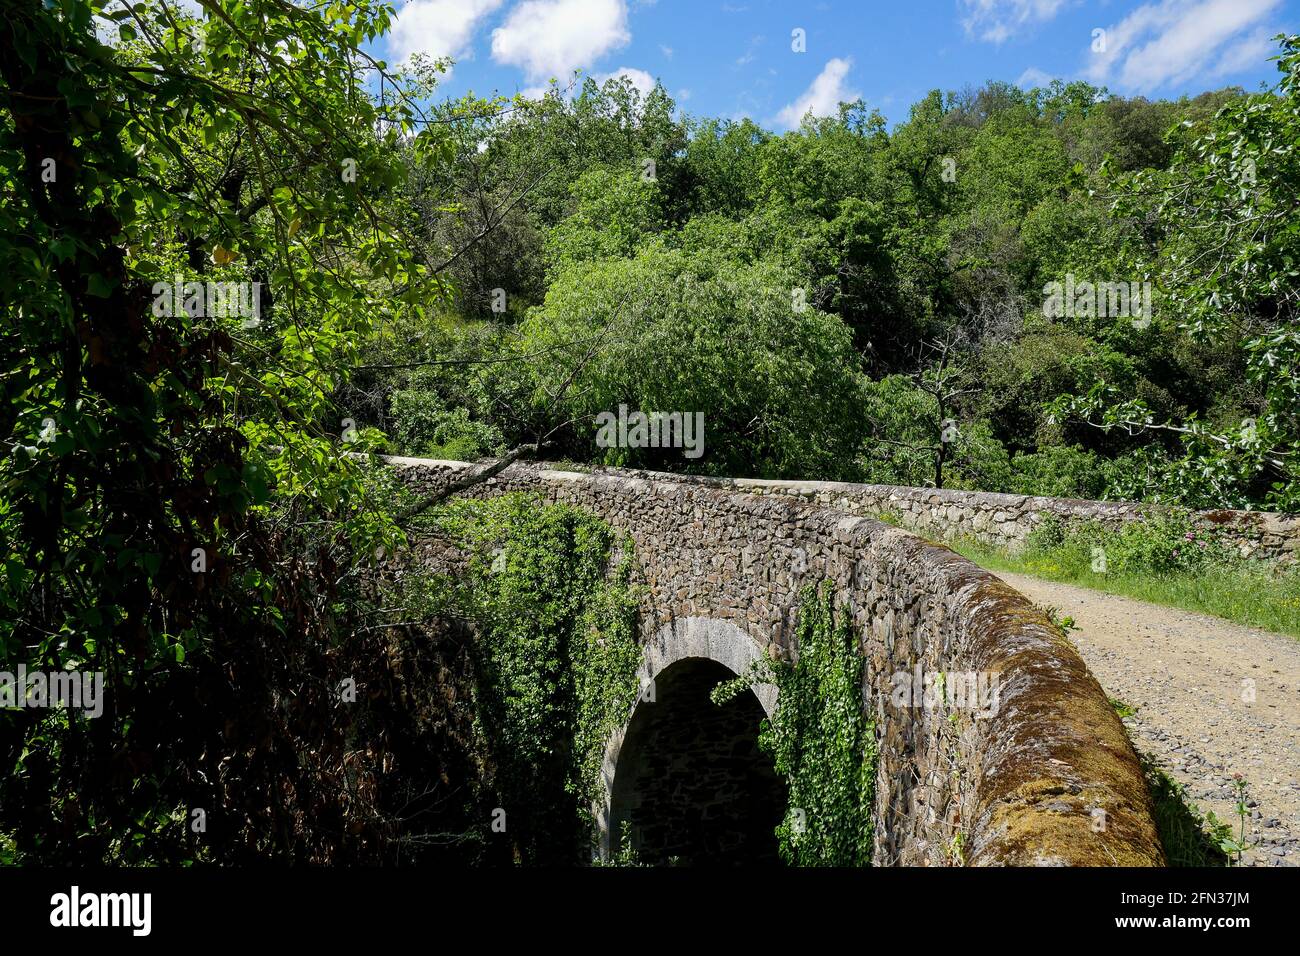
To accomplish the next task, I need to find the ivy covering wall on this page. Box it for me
[717,585,878,866]
[429,494,641,864]
[418,499,878,866]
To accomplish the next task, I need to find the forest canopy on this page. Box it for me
[354,41,1299,512]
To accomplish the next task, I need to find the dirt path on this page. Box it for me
[995,571,1300,867]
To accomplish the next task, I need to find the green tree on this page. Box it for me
[518,242,868,479]
[0,0,443,862]
[1053,35,1300,509]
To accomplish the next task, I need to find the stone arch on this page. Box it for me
[595,617,783,864]
[393,458,1168,865]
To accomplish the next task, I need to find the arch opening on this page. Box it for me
[607,657,786,866]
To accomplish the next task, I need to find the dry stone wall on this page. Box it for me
[387,456,1165,866]
[606,471,1299,563]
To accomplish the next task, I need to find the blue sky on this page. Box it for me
[381,0,1299,127]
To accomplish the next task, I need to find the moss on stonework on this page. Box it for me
[983,779,1165,866]
[938,564,1165,865]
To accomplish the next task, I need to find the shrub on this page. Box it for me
[388,389,505,461]
[1006,445,1107,499]
[1026,514,1068,550]
[519,245,868,479]
[1106,511,1233,575]
[1027,510,1233,576]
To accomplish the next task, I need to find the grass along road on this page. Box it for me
[951,540,1300,638]
[995,570,1300,867]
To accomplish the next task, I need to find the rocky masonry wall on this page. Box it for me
[388,456,1165,866]
[591,469,1300,563]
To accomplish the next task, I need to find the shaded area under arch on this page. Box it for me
[608,657,786,865]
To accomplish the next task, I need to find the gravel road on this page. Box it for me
[996,571,1300,867]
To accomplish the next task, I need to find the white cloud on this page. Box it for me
[1210,26,1277,78]
[660,44,674,59]
[961,0,1066,44]
[597,66,657,99]
[1084,0,1281,93]
[1016,66,1056,88]
[678,87,692,100]
[390,0,505,71]
[775,57,859,128]
[491,0,631,81]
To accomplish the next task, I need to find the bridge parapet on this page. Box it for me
[388,456,1165,866]
[605,467,1300,564]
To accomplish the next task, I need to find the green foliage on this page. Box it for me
[859,375,939,485]
[520,244,867,478]
[1053,35,1300,510]
[717,585,877,865]
[388,386,505,460]
[860,375,1014,491]
[362,40,1299,514]
[1007,446,1108,499]
[545,168,666,272]
[0,0,438,863]
[1222,774,1252,865]
[590,824,652,867]
[1109,515,1235,575]
[428,494,640,864]
[1026,511,1235,576]
[1141,759,1233,867]
[956,520,1300,637]
[1035,603,1079,637]
[681,118,770,216]
[1109,696,1137,719]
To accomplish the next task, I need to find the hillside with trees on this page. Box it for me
[355,55,1298,511]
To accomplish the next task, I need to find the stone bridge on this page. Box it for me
[389,456,1167,866]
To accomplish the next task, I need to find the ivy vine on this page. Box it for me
[430,494,640,864]
[716,583,878,866]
